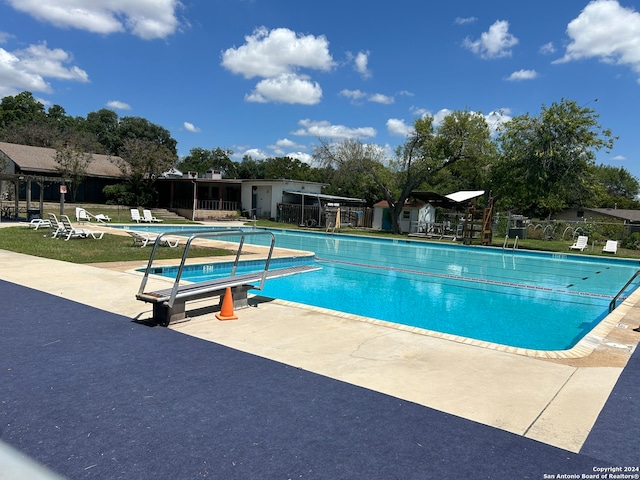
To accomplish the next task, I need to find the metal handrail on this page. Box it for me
[137,229,276,308]
[609,269,640,312]
[503,235,509,249]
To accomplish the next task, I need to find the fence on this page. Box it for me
[276,203,373,228]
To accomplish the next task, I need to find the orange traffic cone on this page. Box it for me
[216,287,238,321]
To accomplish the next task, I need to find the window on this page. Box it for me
[402,210,411,220]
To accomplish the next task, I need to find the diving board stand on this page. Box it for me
[136,229,319,326]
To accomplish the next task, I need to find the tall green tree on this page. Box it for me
[0,91,46,128]
[113,138,177,206]
[177,147,236,177]
[236,155,267,179]
[84,109,120,154]
[490,99,616,217]
[314,110,495,233]
[425,110,496,193]
[116,116,177,157]
[591,164,640,209]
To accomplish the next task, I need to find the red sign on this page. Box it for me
[59,185,67,194]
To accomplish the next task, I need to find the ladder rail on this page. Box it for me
[609,269,640,312]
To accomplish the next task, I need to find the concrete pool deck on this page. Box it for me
[1,223,639,455]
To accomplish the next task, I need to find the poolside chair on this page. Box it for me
[130,208,146,223]
[92,213,111,223]
[602,240,618,254]
[143,209,163,223]
[75,207,91,223]
[60,215,104,240]
[25,218,51,230]
[48,213,66,238]
[78,207,111,223]
[126,230,179,248]
[569,235,589,251]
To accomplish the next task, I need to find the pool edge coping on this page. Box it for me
[259,287,640,360]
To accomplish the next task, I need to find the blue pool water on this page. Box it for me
[126,226,640,351]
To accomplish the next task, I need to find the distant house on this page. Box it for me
[553,207,640,235]
[0,142,124,204]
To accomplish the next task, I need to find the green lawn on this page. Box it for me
[0,226,232,264]
[2,219,639,264]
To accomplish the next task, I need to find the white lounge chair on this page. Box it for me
[126,230,179,248]
[143,209,163,223]
[77,207,111,223]
[569,235,589,251]
[602,240,618,254]
[130,209,146,223]
[25,218,51,230]
[93,213,111,223]
[75,207,90,223]
[60,215,104,240]
[48,213,66,238]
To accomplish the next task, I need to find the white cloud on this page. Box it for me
[484,109,512,134]
[610,155,627,161]
[506,69,538,81]
[463,20,519,59]
[6,0,182,40]
[455,17,477,25]
[183,121,201,133]
[387,118,413,137]
[368,93,394,104]
[106,100,131,110]
[240,148,269,160]
[267,138,306,155]
[539,42,556,54]
[292,119,376,139]
[340,89,394,105]
[276,138,305,149]
[555,0,640,81]
[245,74,322,105]
[0,32,12,44]
[221,27,335,79]
[339,89,367,101]
[284,151,313,164]
[0,42,88,97]
[221,26,335,105]
[390,108,512,138]
[352,51,371,78]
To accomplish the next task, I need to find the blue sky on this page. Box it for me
[1,0,640,178]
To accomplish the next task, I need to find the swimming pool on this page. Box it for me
[125,226,640,351]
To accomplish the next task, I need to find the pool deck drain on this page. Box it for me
[1,227,639,454]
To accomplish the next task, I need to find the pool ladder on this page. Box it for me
[609,269,640,312]
[502,235,518,250]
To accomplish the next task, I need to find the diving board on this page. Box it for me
[136,229,319,325]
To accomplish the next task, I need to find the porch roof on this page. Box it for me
[410,190,484,208]
[284,191,366,204]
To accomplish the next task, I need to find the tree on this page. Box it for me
[177,147,236,177]
[84,109,120,155]
[54,143,93,202]
[425,110,496,193]
[490,99,616,218]
[0,91,46,129]
[116,116,177,157]
[591,164,640,209]
[314,110,495,233]
[313,137,389,209]
[113,138,177,206]
[236,155,266,179]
